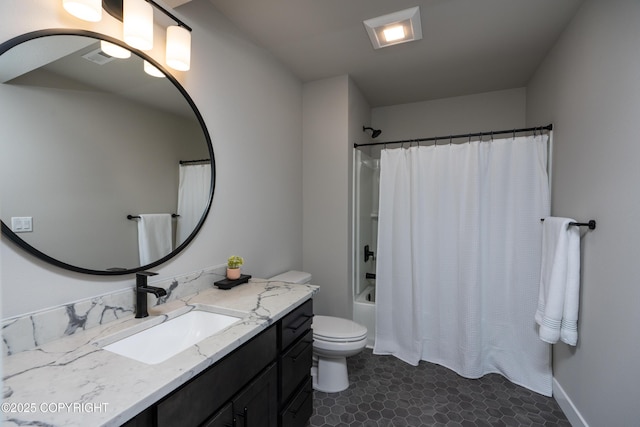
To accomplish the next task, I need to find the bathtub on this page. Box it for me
[353,285,376,348]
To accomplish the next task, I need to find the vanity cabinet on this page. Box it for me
[156,325,277,427]
[278,299,314,427]
[121,299,313,427]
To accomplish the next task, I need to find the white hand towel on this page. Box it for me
[137,214,173,266]
[535,217,581,345]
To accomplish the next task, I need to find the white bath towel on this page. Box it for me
[137,214,173,266]
[535,217,581,345]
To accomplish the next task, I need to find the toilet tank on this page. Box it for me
[268,270,312,284]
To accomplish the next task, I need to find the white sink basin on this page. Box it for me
[103,310,242,364]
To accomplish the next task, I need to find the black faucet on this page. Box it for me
[135,271,167,318]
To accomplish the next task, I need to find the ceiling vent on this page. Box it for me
[81,48,115,65]
[363,6,423,49]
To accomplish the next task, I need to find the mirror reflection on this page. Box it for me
[0,32,214,274]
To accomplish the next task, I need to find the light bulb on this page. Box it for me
[166,26,191,71]
[123,0,154,51]
[100,41,131,59]
[383,25,405,42]
[62,0,102,22]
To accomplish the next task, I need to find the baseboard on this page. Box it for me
[553,377,589,427]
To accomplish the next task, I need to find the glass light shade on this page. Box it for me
[100,41,132,59]
[123,0,154,51]
[63,0,102,22]
[166,26,191,71]
[143,60,165,78]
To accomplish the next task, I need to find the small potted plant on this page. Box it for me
[226,255,244,280]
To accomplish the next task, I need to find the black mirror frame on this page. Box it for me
[0,29,216,276]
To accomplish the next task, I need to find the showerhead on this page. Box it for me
[363,126,382,139]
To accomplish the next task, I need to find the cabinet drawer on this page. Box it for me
[280,377,313,427]
[157,326,277,427]
[280,329,313,404]
[280,299,313,351]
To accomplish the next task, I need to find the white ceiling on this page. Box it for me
[205,0,585,107]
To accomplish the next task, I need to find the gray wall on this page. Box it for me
[302,76,370,318]
[1,0,303,318]
[303,76,347,318]
[372,88,526,143]
[526,0,640,425]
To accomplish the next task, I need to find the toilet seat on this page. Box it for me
[313,315,368,342]
[313,336,367,358]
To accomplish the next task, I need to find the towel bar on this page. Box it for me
[540,219,596,230]
[127,214,180,220]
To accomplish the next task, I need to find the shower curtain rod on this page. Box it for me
[353,124,553,148]
[179,159,211,165]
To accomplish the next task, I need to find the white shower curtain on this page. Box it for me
[175,164,211,245]
[374,135,553,396]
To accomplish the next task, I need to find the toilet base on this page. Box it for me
[313,355,350,393]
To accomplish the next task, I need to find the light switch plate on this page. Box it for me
[11,217,33,233]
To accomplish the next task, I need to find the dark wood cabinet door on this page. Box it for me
[233,363,278,427]
[157,327,277,427]
[203,403,234,427]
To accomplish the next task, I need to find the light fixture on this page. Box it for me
[166,25,191,71]
[143,60,166,78]
[100,40,132,59]
[62,0,193,72]
[363,6,423,49]
[123,0,154,51]
[62,0,102,22]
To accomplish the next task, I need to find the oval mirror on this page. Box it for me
[0,30,215,275]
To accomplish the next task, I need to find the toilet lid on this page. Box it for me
[268,271,311,284]
[312,315,368,342]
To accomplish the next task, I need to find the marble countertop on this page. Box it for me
[1,279,318,427]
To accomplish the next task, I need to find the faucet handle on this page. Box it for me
[137,271,159,277]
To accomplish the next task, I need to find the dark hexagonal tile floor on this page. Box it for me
[308,348,570,426]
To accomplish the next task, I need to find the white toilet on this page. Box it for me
[269,271,368,393]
